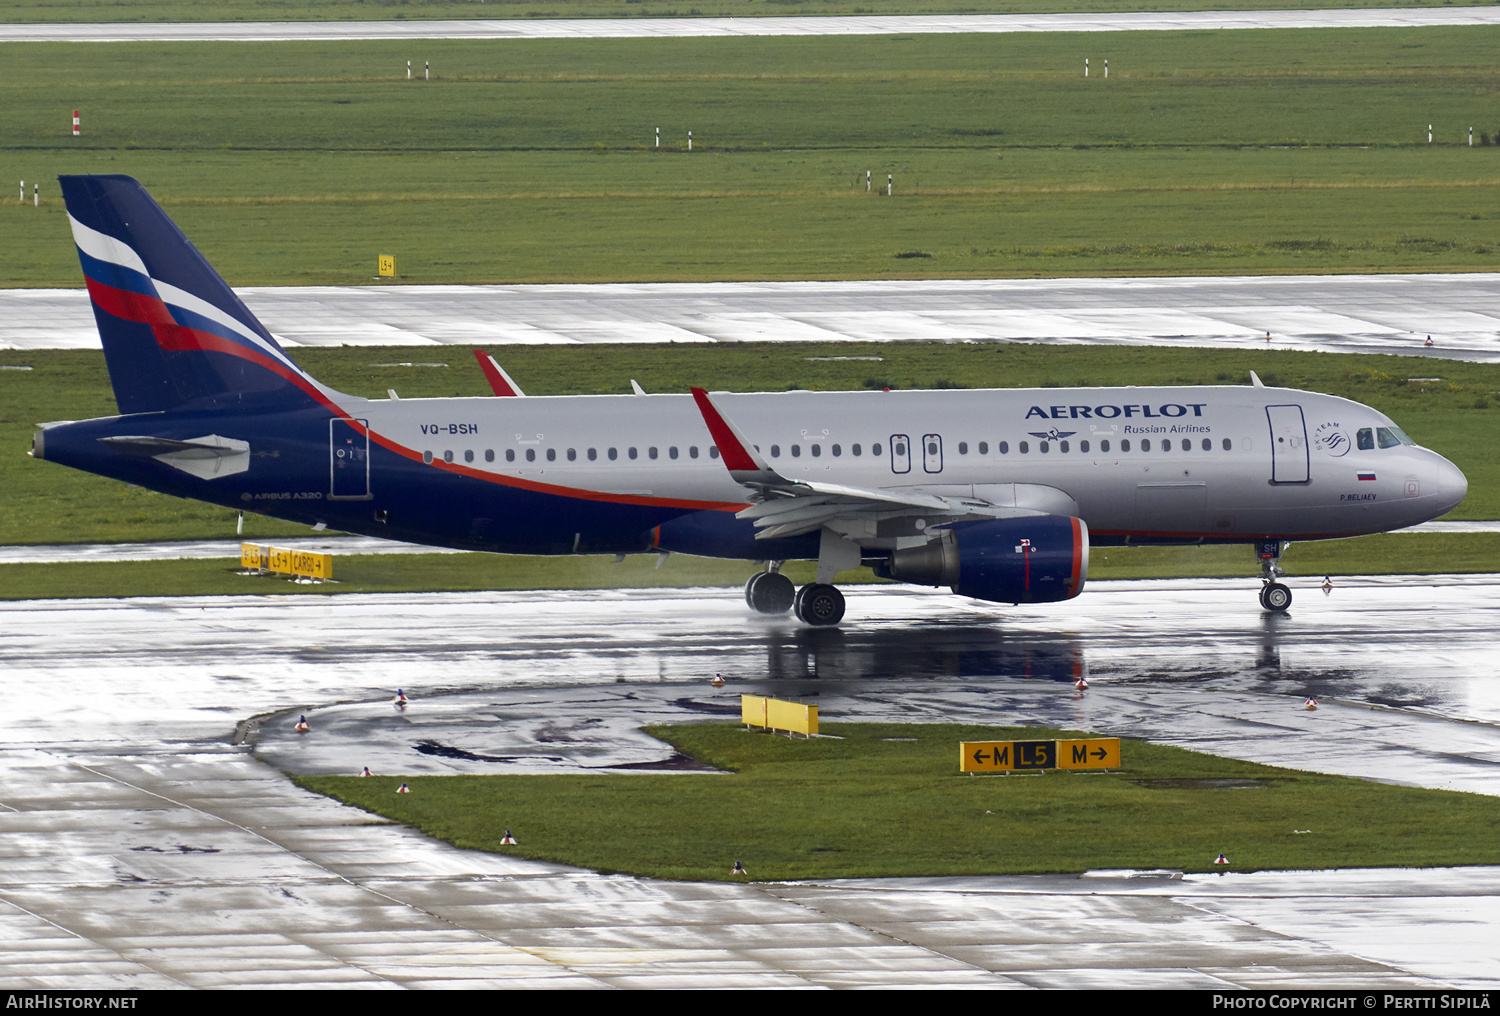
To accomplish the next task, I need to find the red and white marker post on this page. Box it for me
[72,110,81,137]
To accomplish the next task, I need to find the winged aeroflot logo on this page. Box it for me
[1028,429,1077,441]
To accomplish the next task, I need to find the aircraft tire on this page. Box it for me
[794,583,845,627]
[1260,582,1292,612]
[746,572,795,614]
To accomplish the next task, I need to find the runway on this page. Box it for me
[7,274,1500,362]
[2,579,1498,987]
[4,8,1499,42]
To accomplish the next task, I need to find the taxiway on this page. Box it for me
[1,580,1498,987]
[5,275,1499,362]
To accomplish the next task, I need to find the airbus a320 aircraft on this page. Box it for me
[32,176,1468,625]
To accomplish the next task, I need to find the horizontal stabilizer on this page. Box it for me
[99,433,250,479]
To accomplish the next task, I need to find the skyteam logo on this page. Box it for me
[1313,421,1352,457]
[1028,428,1077,442]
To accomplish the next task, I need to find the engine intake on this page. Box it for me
[878,515,1088,604]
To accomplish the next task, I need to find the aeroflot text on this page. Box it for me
[1026,404,1208,420]
[1212,999,1490,1010]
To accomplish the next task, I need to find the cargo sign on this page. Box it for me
[241,542,334,581]
[960,737,1120,773]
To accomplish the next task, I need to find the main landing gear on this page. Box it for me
[744,565,847,627]
[1257,540,1293,613]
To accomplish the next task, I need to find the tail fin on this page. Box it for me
[59,175,325,415]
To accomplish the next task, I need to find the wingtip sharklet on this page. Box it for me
[689,387,773,477]
[474,349,525,397]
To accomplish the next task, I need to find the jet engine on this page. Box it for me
[875,515,1088,604]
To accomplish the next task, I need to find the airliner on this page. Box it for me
[31,175,1469,625]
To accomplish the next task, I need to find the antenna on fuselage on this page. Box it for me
[1249,370,1265,388]
[631,379,647,395]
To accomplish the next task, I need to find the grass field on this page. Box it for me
[2,0,1487,24]
[298,722,1500,880]
[6,29,1500,284]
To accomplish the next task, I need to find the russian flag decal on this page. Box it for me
[1358,472,1377,481]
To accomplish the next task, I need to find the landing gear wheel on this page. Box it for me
[1260,582,1292,612]
[745,572,795,615]
[793,583,845,627]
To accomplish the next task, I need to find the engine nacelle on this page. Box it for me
[877,515,1089,604]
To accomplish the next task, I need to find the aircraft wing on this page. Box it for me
[690,387,1047,541]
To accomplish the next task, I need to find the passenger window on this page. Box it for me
[608,448,618,461]
[873,443,883,455]
[999,441,1009,454]
[1020,441,1030,454]
[978,441,988,454]
[1142,439,1151,452]
[669,447,678,459]
[1080,440,1089,453]
[1201,439,1211,451]
[567,448,576,461]
[1222,439,1232,451]
[1357,428,1375,451]
[506,449,516,462]
[811,444,821,457]
[958,442,968,455]
[444,450,454,463]
[648,447,658,460]
[689,446,698,458]
[422,450,433,464]
[709,447,720,459]
[629,448,638,460]
[1100,439,1110,452]
[1039,441,1049,454]
[894,440,906,456]
[1181,439,1191,451]
[526,449,535,462]
[546,448,556,462]
[1060,440,1069,453]
[1121,439,1131,452]
[852,444,862,456]
[485,449,495,462]
[588,448,597,461]
[464,450,474,463]
[791,445,801,458]
[770,444,781,458]
[831,444,841,457]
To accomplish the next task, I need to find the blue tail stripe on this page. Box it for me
[75,248,157,300]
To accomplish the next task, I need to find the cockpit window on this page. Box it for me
[1385,426,1416,446]
[1376,427,1404,449]
[1356,428,1374,451]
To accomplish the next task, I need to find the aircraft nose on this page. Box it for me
[1432,453,1468,515]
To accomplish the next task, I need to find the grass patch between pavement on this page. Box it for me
[296,722,1500,881]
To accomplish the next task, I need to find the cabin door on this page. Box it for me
[1265,405,1310,484]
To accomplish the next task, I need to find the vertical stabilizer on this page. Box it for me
[59,175,325,415]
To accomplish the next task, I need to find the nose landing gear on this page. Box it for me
[1257,540,1292,613]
